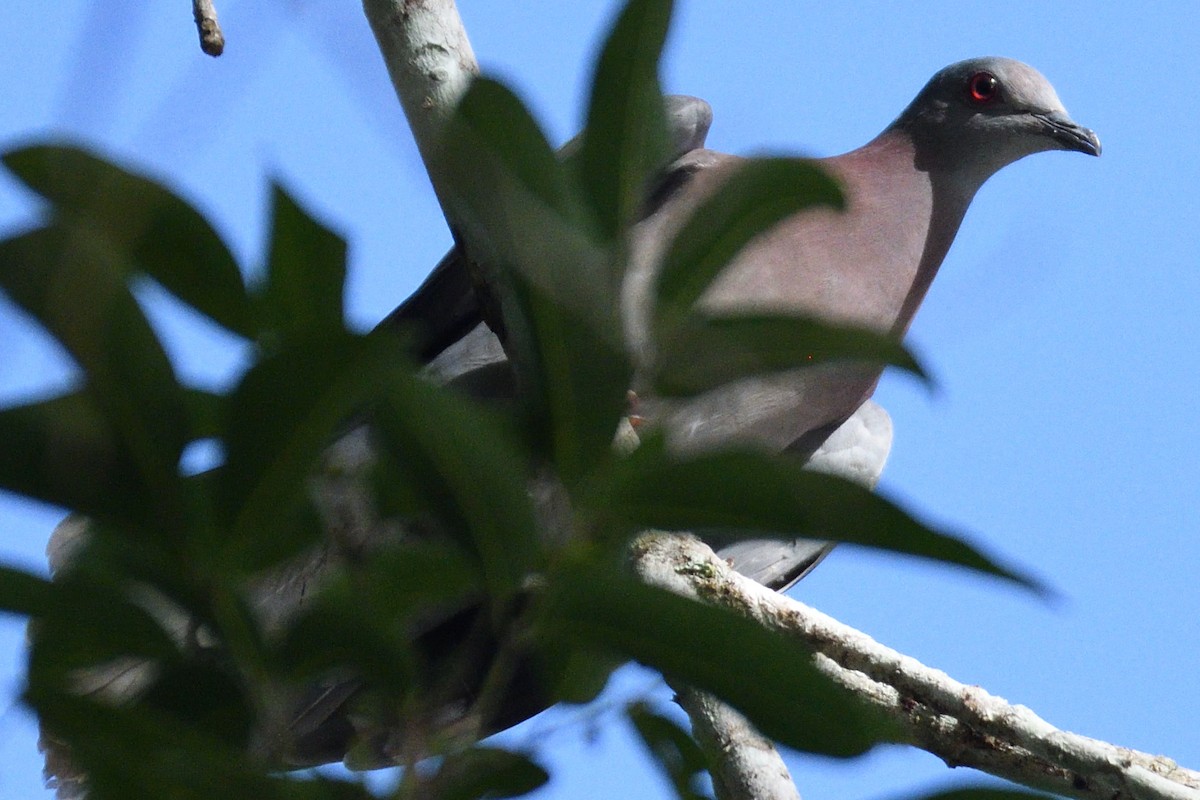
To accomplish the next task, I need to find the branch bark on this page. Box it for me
[631,531,1200,800]
[362,0,478,203]
[192,0,225,56]
[673,685,802,800]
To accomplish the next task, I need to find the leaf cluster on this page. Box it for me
[0,1,1042,798]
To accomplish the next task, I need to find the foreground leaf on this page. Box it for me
[437,77,632,483]
[0,224,191,530]
[258,183,348,350]
[586,441,1044,592]
[218,333,411,572]
[2,144,252,337]
[417,747,549,800]
[628,703,711,800]
[0,391,151,526]
[575,0,673,242]
[543,562,889,757]
[370,363,543,599]
[0,565,54,618]
[653,312,926,397]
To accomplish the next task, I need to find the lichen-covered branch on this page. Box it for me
[631,532,1200,800]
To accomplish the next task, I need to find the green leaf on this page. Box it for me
[370,364,542,598]
[0,564,54,617]
[28,573,180,677]
[258,183,348,350]
[272,592,415,693]
[217,333,405,572]
[183,387,227,442]
[586,442,1045,592]
[653,158,843,334]
[627,703,711,800]
[2,143,253,337]
[0,391,152,526]
[653,312,927,397]
[543,562,888,757]
[0,224,192,529]
[442,78,576,221]
[437,76,616,330]
[29,692,373,800]
[437,78,634,483]
[138,660,256,746]
[506,283,633,484]
[271,542,482,694]
[575,0,673,241]
[420,747,550,800]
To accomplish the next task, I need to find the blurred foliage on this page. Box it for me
[0,0,1040,798]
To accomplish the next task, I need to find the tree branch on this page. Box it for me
[673,685,802,800]
[192,0,224,57]
[361,0,478,194]
[631,532,1200,800]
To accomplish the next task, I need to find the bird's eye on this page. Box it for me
[967,71,1000,104]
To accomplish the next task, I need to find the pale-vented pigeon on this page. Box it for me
[291,55,1100,767]
[43,59,1098,777]
[387,56,1101,591]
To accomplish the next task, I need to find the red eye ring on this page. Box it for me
[967,71,999,104]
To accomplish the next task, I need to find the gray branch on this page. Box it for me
[192,0,224,56]
[630,531,1200,800]
[362,0,477,203]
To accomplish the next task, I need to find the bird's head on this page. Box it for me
[892,57,1100,179]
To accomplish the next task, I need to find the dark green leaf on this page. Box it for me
[442,78,575,220]
[544,562,888,757]
[587,442,1044,592]
[575,0,673,241]
[272,595,414,692]
[2,144,253,337]
[438,79,634,482]
[628,703,711,800]
[505,284,633,484]
[29,692,373,800]
[57,516,208,617]
[0,564,53,617]
[217,333,406,572]
[0,391,151,526]
[183,388,226,441]
[541,645,620,706]
[273,541,479,692]
[653,158,843,334]
[654,312,926,397]
[437,77,616,326]
[258,183,347,349]
[28,574,180,676]
[359,540,483,619]
[0,225,191,530]
[139,660,255,746]
[370,365,542,597]
[420,747,549,800]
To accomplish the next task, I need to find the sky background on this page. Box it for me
[0,2,1196,798]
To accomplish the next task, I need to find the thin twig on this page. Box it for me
[672,684,802,800]
[192,0,224,56]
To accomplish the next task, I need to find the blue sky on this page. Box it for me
[1,2,1197,798]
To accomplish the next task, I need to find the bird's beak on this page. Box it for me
[1032,111,1102,156]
